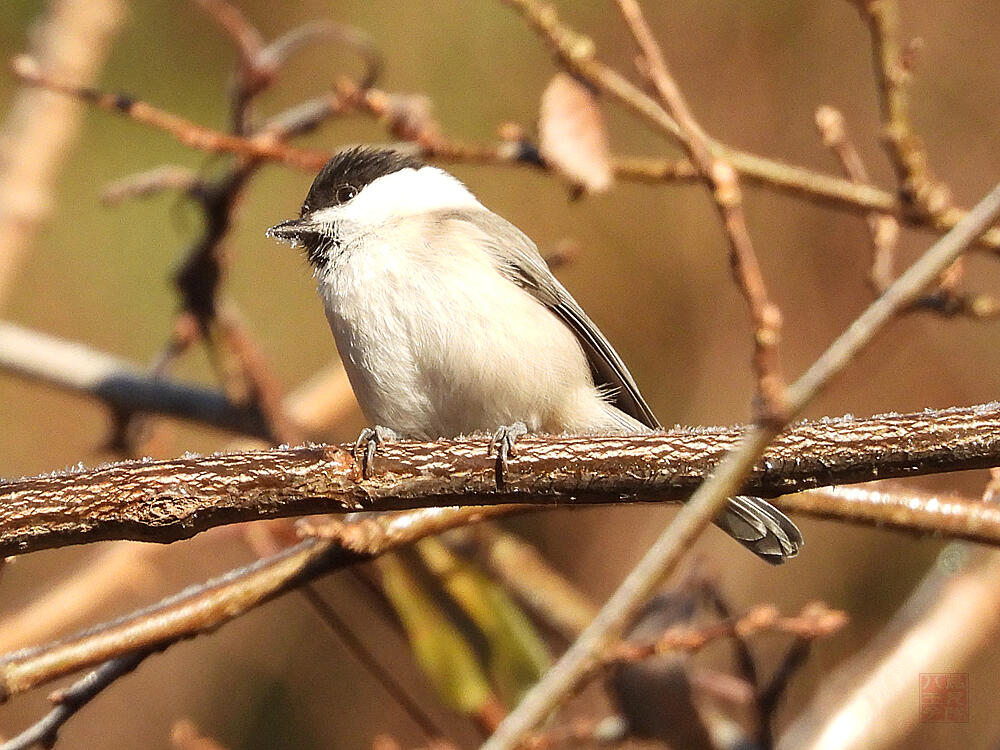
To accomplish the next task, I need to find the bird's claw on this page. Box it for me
[354,425,398,479]
[488,422,528,491]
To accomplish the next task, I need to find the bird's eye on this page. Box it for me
[336,184,358,203]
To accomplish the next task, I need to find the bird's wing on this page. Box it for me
[448,209,661,430]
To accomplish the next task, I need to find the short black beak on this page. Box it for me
[266,218,311,244]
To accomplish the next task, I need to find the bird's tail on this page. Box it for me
[715,496,803,564]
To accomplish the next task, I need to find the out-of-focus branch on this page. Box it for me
[616,0,785,419]
[0,0,126,308]
[783,485,1000,543]
[449,526,597,642]
[815,105,900,294]
[170,720,230,750]
[5,403,1000,556]
[608,602,846,663]
[0,506,521,701]
[0,321,270,438]
[0,347,353,665]
[778,473,1000,750]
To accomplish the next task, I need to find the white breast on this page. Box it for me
[316,217,605,439]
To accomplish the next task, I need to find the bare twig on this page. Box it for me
[0,649,154,750]
[852,0,946,219]
[616,0,785,419]
[99,165,202,205]
[298,585,447,740]
[499,0,1000,249]
[608,602,846,663]
[815,105,899,293]
[475,178,1000,750]
[6,403,1000,555]
[815,106,1000,319]
[0,506,522,700]
[11,50,999,247]
[782,484,1000,542]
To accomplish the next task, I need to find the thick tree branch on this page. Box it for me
[4,402,1000,556]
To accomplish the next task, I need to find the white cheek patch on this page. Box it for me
[308,206,342,225]
[339,167,483,225]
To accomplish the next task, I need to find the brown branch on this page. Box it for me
[616,0,785,419]
[783,485,1000,543]
[815,105,899,294]
[0,506,521,701]
[5,403,1000,556]
[852,0,946,219]
[10,55,329,170]
[816,104,999,320]
[475,171,1000,750]
[0,649,154,750]
[12,50,999,250]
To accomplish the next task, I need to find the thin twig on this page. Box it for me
[616,0,785,419]
[608,602,846,663]
[11,51,999,247]
[815,105,899,293]
[298,586,447,740]
[499,0,1000,249]
[853,0,946,218]
[0,649,154,750]
[815,106,1000,320]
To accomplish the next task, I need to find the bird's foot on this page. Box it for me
[488,422,528,491]
[354,425,399,479]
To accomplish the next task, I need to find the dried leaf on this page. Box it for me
[538,72,613,194]
[417,538,550,705]
[377,553,495,714]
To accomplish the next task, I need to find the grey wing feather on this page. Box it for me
[452,209,661,430]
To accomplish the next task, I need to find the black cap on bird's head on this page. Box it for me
[299,147,424,216]
[266,147,423,264]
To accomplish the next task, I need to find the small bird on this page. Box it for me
[268,146,802,564]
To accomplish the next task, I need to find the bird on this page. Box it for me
[267,146,802,564]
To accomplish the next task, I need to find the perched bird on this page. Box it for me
[267,146,802,563]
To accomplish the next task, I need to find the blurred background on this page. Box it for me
[1,0,999,748]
